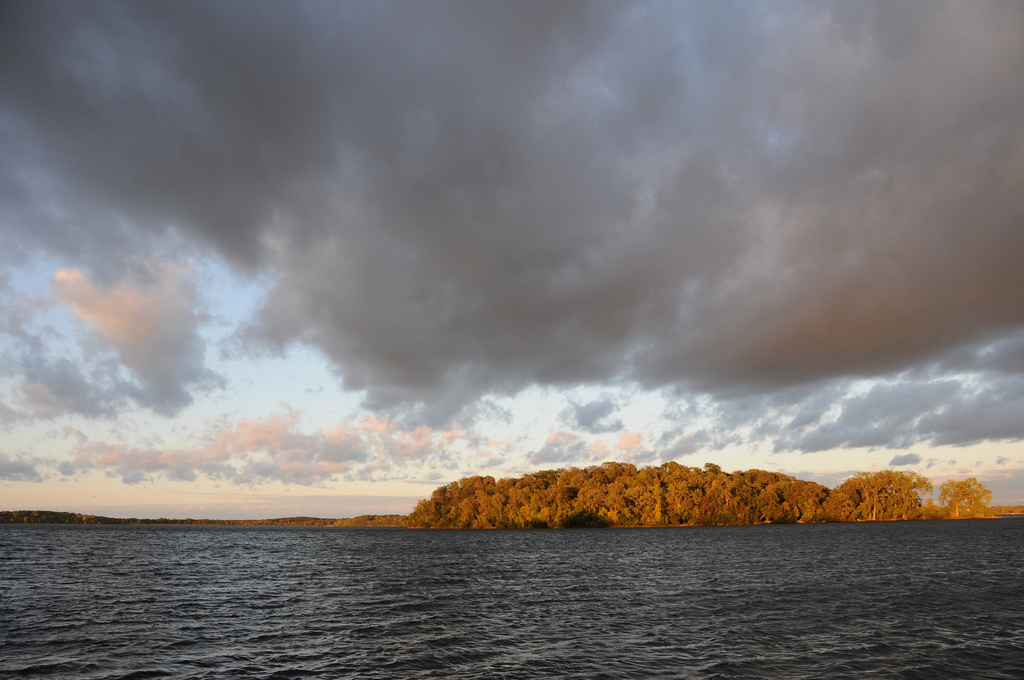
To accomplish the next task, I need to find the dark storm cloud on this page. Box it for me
[4,2,1024,438]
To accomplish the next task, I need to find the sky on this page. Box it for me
[2,1,1024,518]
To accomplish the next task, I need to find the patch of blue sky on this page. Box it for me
[194,255,269,332]
[193,255,365,431]
[210,343,365,431]
[1,255,82,353]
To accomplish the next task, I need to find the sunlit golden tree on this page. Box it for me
[939,478,993,518]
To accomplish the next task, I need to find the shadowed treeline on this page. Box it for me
[408,462,996,528]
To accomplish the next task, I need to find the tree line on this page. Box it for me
[3,466,999,529]
[407,462,996,528]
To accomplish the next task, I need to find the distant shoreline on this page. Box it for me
[4,509,1023,529]
[0,510,408,527]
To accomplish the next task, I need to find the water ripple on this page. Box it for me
[2,521,1023,678]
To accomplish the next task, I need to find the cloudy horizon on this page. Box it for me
[3,1,1024,517]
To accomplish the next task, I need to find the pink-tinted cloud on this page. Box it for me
[50,261,221,415]
[616,431,657,465]
[53,268,162,354]
[74,442,235,484]
[67,409,470,486]
[528,431,617,466]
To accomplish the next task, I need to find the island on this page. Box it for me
[406,462,1000,528]
[4,462,1011,528]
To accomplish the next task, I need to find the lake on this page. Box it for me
[2,519,1022,678]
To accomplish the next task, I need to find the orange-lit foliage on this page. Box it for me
[407,462,943,528]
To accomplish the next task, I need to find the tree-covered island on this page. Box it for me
[407,462,1000,528]
[4,463,1006,528]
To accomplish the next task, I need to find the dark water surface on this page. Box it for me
[2,520,1023,679]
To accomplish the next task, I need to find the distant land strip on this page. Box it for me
[0,511,407,527]
[5,462,1023,529]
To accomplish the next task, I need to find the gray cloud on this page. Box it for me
[0,452,42,482]
[669,354,1024,455]
[13,356,123,420]
[0,275,47,353]
[529,432,591,466]
[890,453,923,466]
[1,280,117,421]
[1,262,222,421]
[658,431,708,460]
[562,398,624,434]
[50,262,224,416]
[3,2,1024,438]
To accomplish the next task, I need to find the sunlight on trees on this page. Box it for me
[407,463,953,528]
[939,478,993,518]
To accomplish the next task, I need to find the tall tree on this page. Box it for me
[939,478,993,518]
